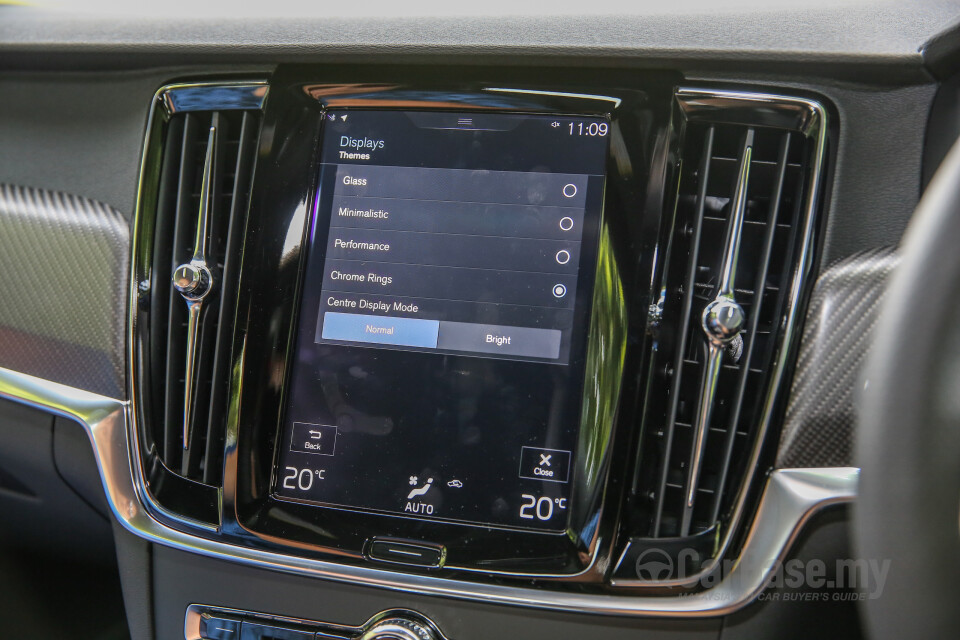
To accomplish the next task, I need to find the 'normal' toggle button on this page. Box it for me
[320,312,440,348]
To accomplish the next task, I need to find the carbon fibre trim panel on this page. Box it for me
[776,247,898,468]
[0,185,128,398]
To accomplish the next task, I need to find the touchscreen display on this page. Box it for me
[274,110,608,532]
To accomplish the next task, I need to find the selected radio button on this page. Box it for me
[552,283,567,298]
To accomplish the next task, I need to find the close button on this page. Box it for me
[519,446,571,483]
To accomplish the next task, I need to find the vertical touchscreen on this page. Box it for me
[274,110,608,531]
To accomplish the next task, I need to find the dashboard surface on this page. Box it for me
[0,3,958,640]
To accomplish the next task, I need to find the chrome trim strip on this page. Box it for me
[181,299,202,449]
[161,82,268,114]
[687,344,723,508]
[0,365,861,616]
[193,125,217,268]
[0,367,132,522]
[677,89,821,133]
[484,87,622,108]
[716,140,752,300]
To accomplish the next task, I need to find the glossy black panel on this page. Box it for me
[226,66,677,581]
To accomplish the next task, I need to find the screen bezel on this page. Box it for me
[223,67,676,579]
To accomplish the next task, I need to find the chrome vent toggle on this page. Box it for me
[684,128,752,524]
[172,122,220,451]
[616,88,828,585]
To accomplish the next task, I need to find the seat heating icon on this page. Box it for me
[407,477,434,499]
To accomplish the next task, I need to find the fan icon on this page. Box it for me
[408,476,419,486]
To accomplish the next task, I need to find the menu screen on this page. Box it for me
[275,110,609,531]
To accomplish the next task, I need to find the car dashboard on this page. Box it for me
[0,3,958,640]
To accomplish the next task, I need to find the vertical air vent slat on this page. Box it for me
[622,89,827,581]
[201,110,258,484]
[163,114,201,464]
[149,115,183,464]
[652,125,715,536]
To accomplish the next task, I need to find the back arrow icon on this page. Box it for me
[308,430,322,439]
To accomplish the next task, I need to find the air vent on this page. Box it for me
[618,89,827,582]
[151,109,258,482]
[132,82,266,524]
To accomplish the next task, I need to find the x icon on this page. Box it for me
[539,454,552,467]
